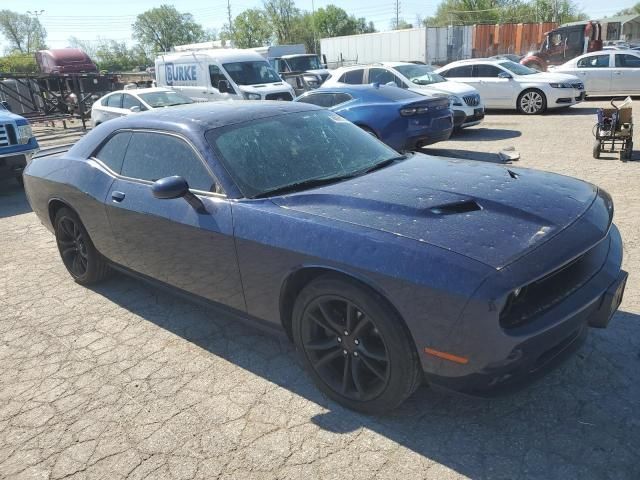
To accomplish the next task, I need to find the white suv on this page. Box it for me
[323,62,484,129]
[435,59,584,114]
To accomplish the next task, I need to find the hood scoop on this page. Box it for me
[430,200,482,216]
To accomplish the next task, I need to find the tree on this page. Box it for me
[390,19,413,30]
[0,10,46,54]
[132,5,206,54]
[616,3,640,15]
[232,9,272,48]
[263,0,300,44]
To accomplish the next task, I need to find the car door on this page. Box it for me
[104,130,245,311]
[367,68,404,87]
[99,93,124,122]
[612,53,640,94]
[472,64,516,107]
[121,93,146,114]
[575,54,612,93]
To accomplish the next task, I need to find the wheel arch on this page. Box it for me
[279,265,408,343]
[48,198,76,228]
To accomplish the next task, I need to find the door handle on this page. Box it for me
[111,191,126,202]
[613,71,622,75]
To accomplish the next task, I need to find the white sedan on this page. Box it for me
[550,50,640,96]
[91,87,194,127]
[435,59,584,114]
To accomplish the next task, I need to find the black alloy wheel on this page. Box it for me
[301,295,390,402]
[292,275,422,414]
[54,207,110,285]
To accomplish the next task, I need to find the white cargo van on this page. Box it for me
[155,49,296,102]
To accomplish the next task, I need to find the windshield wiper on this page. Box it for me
[252,175,357,198]
[252,156,406,199]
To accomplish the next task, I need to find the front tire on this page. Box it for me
[593,140,601,159]
[292,274,422,414]
[517,89,546,115]
[54,207,110,285]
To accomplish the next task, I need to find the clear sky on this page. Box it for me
[0,0,634,49]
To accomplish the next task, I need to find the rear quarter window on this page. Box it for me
[441,65,473,77]
[340,69,365,84]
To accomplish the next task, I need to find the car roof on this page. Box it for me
[102,101,320,131]
[442,58,502,67]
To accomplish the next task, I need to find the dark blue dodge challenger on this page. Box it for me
[24,102,627,413]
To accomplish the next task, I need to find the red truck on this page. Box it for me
[521,21,603,71]
[35,48,98,75]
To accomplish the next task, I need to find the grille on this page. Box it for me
[265,92,293,101]
[499,239,609,329]
[463,94,480,106]
[0,124,11,147]
[572,82,584,90]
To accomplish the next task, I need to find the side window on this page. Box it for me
[340,69,365,84]
[106,93,123,108]
[209,65,226,88]
[121,132,215,192]
[121,94,144,110]
[567,31,582,46]
[577,55,610,68]
[441,65,473,78]
[474,65,502,77]
[296,93,336,108]
[369,68,402,87]
[94,131,132,174]
[332,93,352,105]
[615,54,640,68]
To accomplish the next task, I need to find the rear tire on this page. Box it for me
[292,274,422,414]
[517,89,546,115]
[54,207,110,285]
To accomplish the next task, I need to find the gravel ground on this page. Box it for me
[1,100,639,480]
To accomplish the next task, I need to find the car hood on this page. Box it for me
[272,154,598,269]
[517,72,580,83]
[0,110,28,123]
[410,81,478,96]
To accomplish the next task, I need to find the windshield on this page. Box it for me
[206,110,400,198]
[499,61,537,76]
[393,64,446,85]
[285,55,322,71]
[139,91,194,108]
[223,61,281,85]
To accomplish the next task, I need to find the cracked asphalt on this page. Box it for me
[1,101,639,479]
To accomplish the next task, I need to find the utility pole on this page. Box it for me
[226,0,233,39]
[395,0,400,29]
[311,0,318,54]
[26,10,44,54]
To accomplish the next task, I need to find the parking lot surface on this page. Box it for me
[1,101,639,479]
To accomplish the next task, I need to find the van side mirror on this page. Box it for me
[498,72,513,79]
[218,80,233,94]
[152,176,206,213]
[1,100,11,111]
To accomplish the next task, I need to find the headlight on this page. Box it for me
[17,124,33,144]
[549,82,572,88]
[243,92,261,100]
[449,95,463,106]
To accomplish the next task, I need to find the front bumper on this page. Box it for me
[422,212,624,395]
[0,139,39,179]
[453,105,485,129]
[548,88,585,108]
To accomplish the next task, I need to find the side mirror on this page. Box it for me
[129,106,141,113]
[152,176,207,213]
[152,176,189,199]
[218,79,233,94]
[498,72,513,79]
[1,100,11,111]
[385,81,398,87]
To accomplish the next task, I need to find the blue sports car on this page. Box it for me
[294,84,453,150]
[24,102,626,413]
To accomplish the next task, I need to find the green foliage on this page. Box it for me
[68,37,151,72]
[0,51,38,73]
[132,4,207,54]
[0,10,47,54]
[263,0,301,44]
[424,0,586,26]
[232,9,272,48]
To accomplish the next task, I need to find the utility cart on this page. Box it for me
[593,97,633,161]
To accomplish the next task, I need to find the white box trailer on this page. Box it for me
[320,26,473,67]
[321,28,426,67]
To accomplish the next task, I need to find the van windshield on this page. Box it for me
[223,61,281,85]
